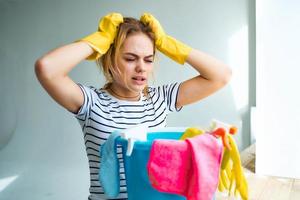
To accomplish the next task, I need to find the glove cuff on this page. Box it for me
[157,35,192,65]
[78,31,114,61]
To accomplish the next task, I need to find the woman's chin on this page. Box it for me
[129,81,147,90]
[130,84,146,92]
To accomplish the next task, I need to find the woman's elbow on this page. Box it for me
[215,67,232,88]
[34,57,53,81]
[223,67,232,84]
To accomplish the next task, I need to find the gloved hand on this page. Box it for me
[140,13,192,65]
[79,13,123,60]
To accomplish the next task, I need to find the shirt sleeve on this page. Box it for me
[161,82,183,113]
[73,83,98,128]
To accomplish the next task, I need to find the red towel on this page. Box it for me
[147,134,222,200]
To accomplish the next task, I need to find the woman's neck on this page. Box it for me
[108,85,141,101]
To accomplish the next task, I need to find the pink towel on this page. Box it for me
[147,134,223,200]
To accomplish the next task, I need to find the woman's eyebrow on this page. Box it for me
[124,52,154,58]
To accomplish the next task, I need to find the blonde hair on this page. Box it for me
[96,17,156,97]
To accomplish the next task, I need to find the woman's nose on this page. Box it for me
[136,59,146,72]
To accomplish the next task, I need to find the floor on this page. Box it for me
[0,162,89,200]
[215,144,300,200]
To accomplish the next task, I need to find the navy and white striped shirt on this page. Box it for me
[73,82,182,200]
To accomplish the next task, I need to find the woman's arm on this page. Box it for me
[35,13,123,114]
[176,48,232,108]
[140,13,232,108]
[35,41,93,113]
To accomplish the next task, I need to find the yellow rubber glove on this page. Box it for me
[79,13,123,60]
[140,13,192,65]
[218,134,248,200]
[227,134,248,200]
[180,127,204,140]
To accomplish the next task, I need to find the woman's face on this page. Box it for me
[112,33,154,95]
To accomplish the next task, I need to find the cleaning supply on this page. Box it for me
[210,119,237,135]
[99,125,148,197]
[78,12,123,60]
[119,124,148,156]
[140,13,192,65]
[178,120,248,200]
[211,127,231,150]
[180,126,233,198]
[99,131,121,198]
[186,134,223,200]
[179,127,205,140]
[209,120,248,200]
[117,130,186,200]
[147,133,222,200]
[226,134,248,200]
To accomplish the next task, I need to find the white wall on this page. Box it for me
[256,0,300,178]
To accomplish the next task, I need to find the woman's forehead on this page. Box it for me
[121,33,154,55]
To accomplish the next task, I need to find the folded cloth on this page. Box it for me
[147,134,223,200]
[185,134,223,200]
[99,131,121,198]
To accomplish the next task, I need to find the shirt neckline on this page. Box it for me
[100,89,144,104]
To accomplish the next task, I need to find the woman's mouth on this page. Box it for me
[132,76,147,85]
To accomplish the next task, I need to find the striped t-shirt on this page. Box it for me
[73,82,182,200]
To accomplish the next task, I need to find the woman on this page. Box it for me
[35,12,231,200]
